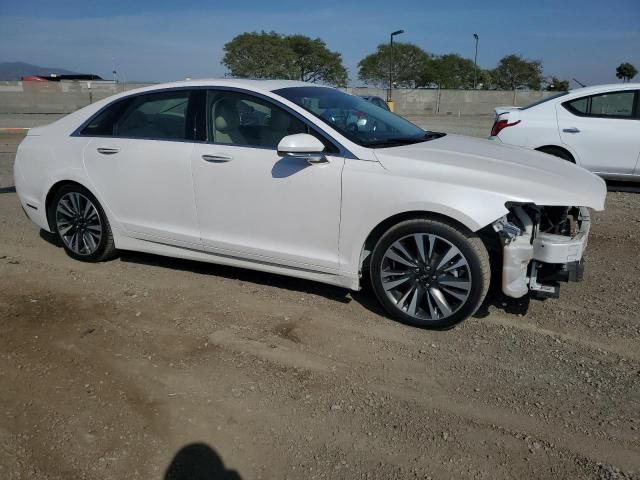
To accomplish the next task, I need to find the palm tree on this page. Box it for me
[615,63,638,83]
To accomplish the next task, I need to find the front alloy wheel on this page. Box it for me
[370,218,490,329]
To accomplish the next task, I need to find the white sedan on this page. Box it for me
[490,83,640,181]
[15,80,606,329]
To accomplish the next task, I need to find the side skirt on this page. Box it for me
[113,232,361,291]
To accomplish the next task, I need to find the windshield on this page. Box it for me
[274,86,438,148]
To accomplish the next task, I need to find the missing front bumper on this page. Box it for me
[495,206,590,299]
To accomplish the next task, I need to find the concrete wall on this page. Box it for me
[0,81,151,114]
[0,81,556,116]
[344,87,556,115]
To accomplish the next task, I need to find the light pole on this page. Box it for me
[388,29,404,103]
[473,33,479,89]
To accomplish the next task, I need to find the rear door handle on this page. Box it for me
[562,127,580,133]
[97,147,120,155]
[202,154,232,163]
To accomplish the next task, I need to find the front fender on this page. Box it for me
[339,160,509,275]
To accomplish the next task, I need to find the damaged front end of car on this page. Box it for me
[492,204,591,299]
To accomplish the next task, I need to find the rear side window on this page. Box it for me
[563,91,637,118]
[116,91,189,139]
[591,91,635,117]
[79,90,194,140]
[80,99,131,136]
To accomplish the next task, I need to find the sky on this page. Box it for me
[0,0,638,86]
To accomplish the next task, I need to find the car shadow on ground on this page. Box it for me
[40,228,529,327]
[164,442,242,480]
[118,247,535,323]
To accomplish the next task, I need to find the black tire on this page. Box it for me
[370,218,490,329]
[536,146,574,163]
[49,184,117,262]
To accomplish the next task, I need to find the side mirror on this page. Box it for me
[277,134,328,165]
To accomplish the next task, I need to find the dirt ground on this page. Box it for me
[0,126,639,480]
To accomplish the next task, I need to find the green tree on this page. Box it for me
[492,54,543,90]
[427,54,476,89]
[616,62,638,82]
[477,69,495,90]
[285,35,348,86]
[358,42,431,88]
[222,31,295,79]
[546,76,570,91]
[222,31,348,86]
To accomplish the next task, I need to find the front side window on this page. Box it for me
[208,91,307,149]
[275,86,433,148]
[563,91,637,118]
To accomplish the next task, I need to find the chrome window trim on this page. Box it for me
[70,85,358,159]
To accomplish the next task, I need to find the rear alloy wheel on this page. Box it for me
[370,218,490,329]
[51,184,116,262]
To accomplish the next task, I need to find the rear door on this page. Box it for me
[557,89,639,175]
[82,89,202,247]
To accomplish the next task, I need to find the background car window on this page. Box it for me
[376,98,390,110]
[566,97,589,115]
[564,91,636,118]
[208,91,308,149]
[115,91,190,140]
[590,91,635,117]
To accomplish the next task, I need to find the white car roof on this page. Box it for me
[124,78,314,95]
[565,83,640,96]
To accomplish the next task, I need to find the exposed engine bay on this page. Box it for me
[492,204,590,298]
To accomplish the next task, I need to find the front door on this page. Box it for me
[191,90,344,272]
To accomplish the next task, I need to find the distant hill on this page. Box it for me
[0,61,79,80]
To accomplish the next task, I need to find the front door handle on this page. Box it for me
[202,154,232,163]
[97,147,120,155]
[562,127,580,133]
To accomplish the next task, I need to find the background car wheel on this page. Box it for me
[370,218,490,329]
[536,146,574,163]
[50,184,117,262]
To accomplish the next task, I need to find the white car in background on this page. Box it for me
[15,80,606,329]
[490,83,640,181]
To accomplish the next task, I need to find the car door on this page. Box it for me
[82,89,202,247]
[557,89,640,175]
[191,89,345,272]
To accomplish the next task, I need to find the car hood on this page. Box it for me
[373,134,606,210]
